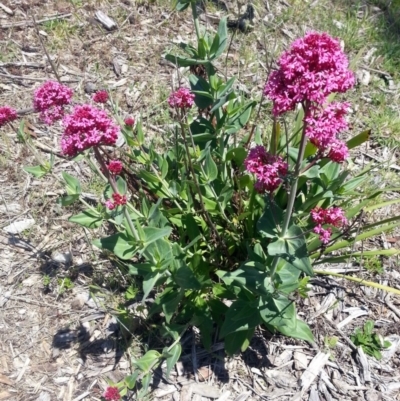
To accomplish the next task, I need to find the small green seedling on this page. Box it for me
[351,320,391,360]
[57,277,74,294]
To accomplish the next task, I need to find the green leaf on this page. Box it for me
[226,146,246,166]
[225,101,255,134]
[62,172,81,195]
[69,209,103,228]
[93,232,137,260]
[364,320,374,336]
[268,225,313,276]
[116,176,127,195]
[347,130,371,150]
[276,319,314,342]
[161,289,183,323]
[164,53,209,67]
[259,294,296,328]
[143,226,172,246]
[23,165,48,178]
[339,175,367,193]
[217,267,272,295]
[174,263,202,289]
[204,151,218,182]
[276,261,301,293]
[257,199,284,238]
[165,343,181,378]
[217,77,236,98]
[143,271,164,300]
[142,238,173,268]
[220,299,261,338]
[314,249,400,265]
[224,327,255,356]
[125,371,139,389]
[57,194,79,207]
[210,17,228,59]
[133,350,161,372]
[189,74,214,109]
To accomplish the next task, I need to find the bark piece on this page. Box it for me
[95,11,117,30]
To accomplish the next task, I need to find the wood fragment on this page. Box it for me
[336,307,368,329]
[293,352,330,401]
[0,13,71,28]
[0,2,14,15]
[0,62,44,68]
[308,385,320,401]
[357,347,371,383]
[94,11,117,30]
[0,374,13,386]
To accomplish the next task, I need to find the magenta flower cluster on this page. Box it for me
[305,102,350,162]
[168,87,195,109]
[245,146,288,193]
[311,206,348,244]
[107,160,123,175]
[105,193,127,210]
[264,32,354,116]
[0,106,18,127]
[264,31,355,164]
[61,105,120,157]
[93,90,109,104]
[33,81,73,125]
[103,386,121,401]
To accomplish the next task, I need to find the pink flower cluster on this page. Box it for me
[245,146,288,193]
[0,106,18,127]
[93,90,109,104]
[264,32,355,164]
[103,386,121,401]
[33,81,73,125]
[105,193,127,210]
[61,105,120,157]
[264,32,355,116]
[168,87,195,109]
[305,102,350,163]
[311,206,348,244]
[107,160,123,175]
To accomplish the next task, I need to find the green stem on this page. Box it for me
[190,2,202,42]
[247,186,256,237]
[314,270,400,296]
[270,102,310,278]
[93,147,140,242]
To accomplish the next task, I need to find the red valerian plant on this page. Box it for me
[33,81,73,125]
[14,19,400,399]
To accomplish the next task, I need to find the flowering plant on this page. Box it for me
[3,5,400,398]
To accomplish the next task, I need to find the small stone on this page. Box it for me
[365,390,382,401]
[333,20,344,29]
[51,251,73,266]
[3,218,35,234]
[35,391,51,401]
[71,294,87,310]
